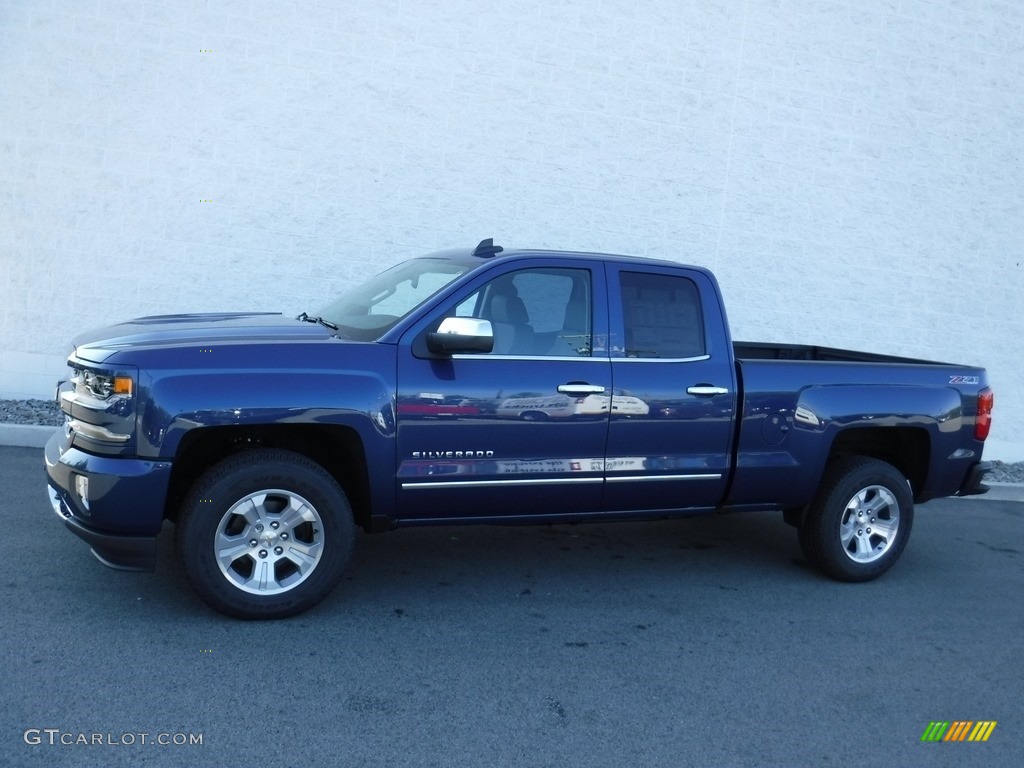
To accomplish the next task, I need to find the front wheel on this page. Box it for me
[798,456,913,582]
[177,449,355,619]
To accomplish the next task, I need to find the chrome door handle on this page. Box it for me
[686,385,729,396]
[558,383,606,395]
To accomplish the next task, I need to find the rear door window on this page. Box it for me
[619,272,705,359]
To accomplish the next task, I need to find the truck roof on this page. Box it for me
[420,241,709,275]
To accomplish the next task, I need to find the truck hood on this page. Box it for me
[71,312,334,363]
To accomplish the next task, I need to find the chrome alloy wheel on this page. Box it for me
[839,485,899,564]
[214,489,325,595]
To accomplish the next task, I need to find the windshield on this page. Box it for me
[316,257,471,340]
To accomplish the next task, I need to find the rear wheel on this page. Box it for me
[799,456,913,582]
[177,449,354,619]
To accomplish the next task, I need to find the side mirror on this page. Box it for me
[427,317,494,354]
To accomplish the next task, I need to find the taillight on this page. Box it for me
[975,387,994,441]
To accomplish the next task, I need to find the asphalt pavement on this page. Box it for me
[2,445,1022,767]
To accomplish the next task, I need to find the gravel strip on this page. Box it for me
[0,399,63,427]
[3,398,1022,481]
[986,461,1024,484]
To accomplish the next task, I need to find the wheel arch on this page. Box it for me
[825,426,930,497]
[786,425,930,528]
[165,424,373,531]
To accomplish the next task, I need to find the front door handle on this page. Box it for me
[558,383,606,396]
[686,385,729,396]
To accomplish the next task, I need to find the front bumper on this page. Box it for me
[47,485,157,570]
[44,428,172,571]
[957,460,992,497]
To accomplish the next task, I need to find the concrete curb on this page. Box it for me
[974,482,1024,503]
[0,424,57,448]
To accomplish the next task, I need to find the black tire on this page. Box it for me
[798,456,913,582]
[176,449,354,619]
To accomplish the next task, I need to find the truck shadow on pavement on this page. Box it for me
[146,511,812,619]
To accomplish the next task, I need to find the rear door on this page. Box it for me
[395,258,611,521]
[603,265,737,512]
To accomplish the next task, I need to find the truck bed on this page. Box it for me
[734,341,949,366]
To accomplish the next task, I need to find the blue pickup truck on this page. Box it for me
[45,240,995,618]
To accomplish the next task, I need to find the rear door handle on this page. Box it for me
[558,383,606,395]
[686,385,729,396]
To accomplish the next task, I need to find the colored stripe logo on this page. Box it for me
[921,721,997,742]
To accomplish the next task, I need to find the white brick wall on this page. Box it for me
[1,0,1022,459]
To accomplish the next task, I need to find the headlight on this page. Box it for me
[62,364,137,448]
[74,370,133,399]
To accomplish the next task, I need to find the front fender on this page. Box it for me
[138,369,395,459]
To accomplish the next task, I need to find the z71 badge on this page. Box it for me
[949,375,980,385]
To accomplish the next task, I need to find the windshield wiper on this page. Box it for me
[296,312,338,331]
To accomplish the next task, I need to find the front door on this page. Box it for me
[395,260,611,522]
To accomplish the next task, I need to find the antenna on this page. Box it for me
[472,238,504,257]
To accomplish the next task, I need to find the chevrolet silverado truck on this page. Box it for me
[44,239,995,619]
